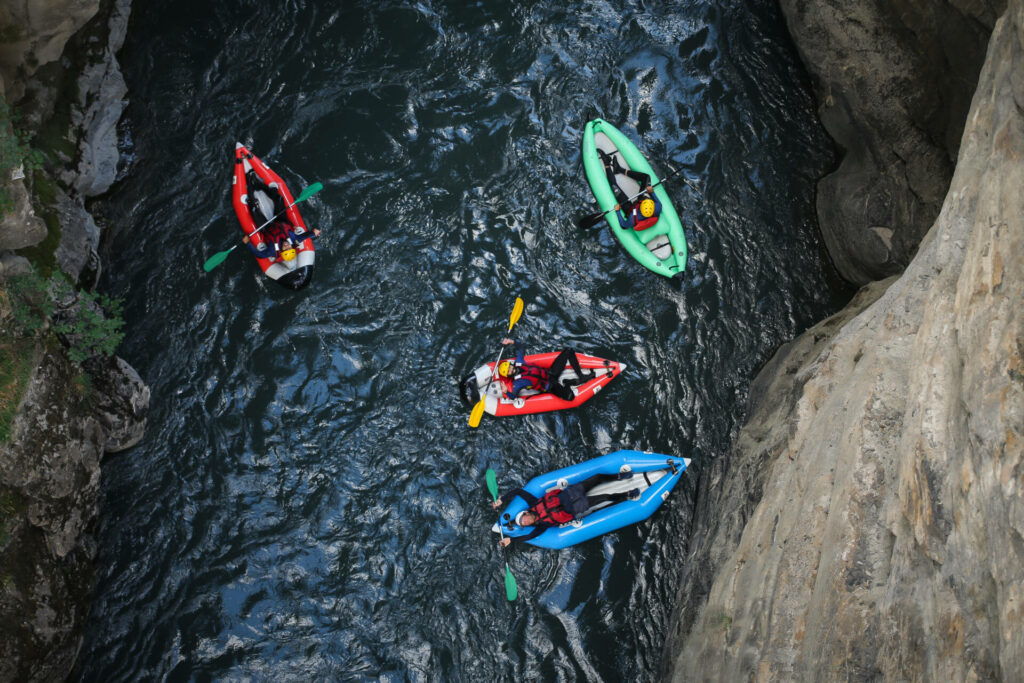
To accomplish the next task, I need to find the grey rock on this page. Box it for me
[54,186,101,283]
[0,346,102,682]
[0,252,32,279]
[779,0,1006,285]
[87,354,150,453]
[72,0,130,198]
[0,0,100,103]
[662,3,1024,680]
[0,178,47,251]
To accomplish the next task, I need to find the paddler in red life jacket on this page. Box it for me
[615,190,662,231]
[497,339,594,402]
[243,224,321,262]
[492,472,640,547]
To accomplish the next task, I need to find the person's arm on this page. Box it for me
[508,524,550,544]
[290,226,322,240]
[652,192,662,215]
[243,236,274,259]
[495,488,537,508]
[500,376,516,400]
[614,204,632,229]
[506,377,532,399]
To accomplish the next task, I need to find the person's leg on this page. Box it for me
[548,381,575,401]
[548,349,571,377]
[624,169,651,188]
[579,473,620,490]
[586,489,636,507]
[563,349,587,378]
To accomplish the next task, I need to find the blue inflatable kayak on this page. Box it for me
[491,450,690,549]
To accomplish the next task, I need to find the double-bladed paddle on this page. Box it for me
[486,468,518,601]
[576,167,686,229]
[468,296,525,428]
[202,182,324,272]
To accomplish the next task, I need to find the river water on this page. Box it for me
[75,0,851,680]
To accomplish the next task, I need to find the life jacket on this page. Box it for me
[261,222,296,252]
[515,363,550,392]
[529,489,574,525]
[630,205,659,231]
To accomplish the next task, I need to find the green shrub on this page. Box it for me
[4,267,125,365]
[0,95,43,216]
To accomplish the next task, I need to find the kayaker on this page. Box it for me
[246,171,289,225]
[497,339,594,402]
[492,472,639,546]
[243,225,321,261]
[598,148,651,203]
[615,190,662,231]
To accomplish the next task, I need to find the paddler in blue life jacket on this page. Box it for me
[497,339,594,402]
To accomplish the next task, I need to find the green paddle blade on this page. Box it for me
[202,249,231,272]
[295,182,324,203]
[485,468,498,501]
[504,566,518,601]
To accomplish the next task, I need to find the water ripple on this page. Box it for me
[78,0,851,680]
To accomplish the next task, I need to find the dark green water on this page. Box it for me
[76,0,851,680]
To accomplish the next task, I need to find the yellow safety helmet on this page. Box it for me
[281,247,297,262]
[639,198,656,218]
[498,360,514,378]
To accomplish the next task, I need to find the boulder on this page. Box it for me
[779,0,1006,285]
[662,3,1024,680]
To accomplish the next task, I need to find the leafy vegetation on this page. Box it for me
[0,96,43,216]
[5,267,125,365]
[0,335,34,445]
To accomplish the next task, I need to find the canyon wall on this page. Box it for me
[662,0,1023,679]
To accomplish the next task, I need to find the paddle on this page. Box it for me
[202,182,324,272]
[576,167,685,229]
[468,296,525,428]
[486,468,518,601]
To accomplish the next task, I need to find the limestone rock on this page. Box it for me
[0,0,100,103]
[72,0,130,198]
[0,252,32,279]
[0,346,102,682]
[86,354,149,452]
[0,178,46,251]
[778,0,1005,285]
[662,3,1024,680]
[53,185,100,282]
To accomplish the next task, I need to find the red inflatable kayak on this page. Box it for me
[231,142,315,290]
[459,352,624,418]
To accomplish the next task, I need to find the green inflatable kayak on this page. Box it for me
[581,119,688,278]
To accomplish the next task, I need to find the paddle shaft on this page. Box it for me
[236,196,305,253]
[580,167,685,228]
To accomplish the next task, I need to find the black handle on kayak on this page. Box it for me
[575,167,685,230]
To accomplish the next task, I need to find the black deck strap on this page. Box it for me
[643,471,652,486]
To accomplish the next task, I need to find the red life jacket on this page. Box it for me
[516,363,550,392]
[529,490,574,525]
[630,206,659,231]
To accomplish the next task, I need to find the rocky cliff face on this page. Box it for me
[661,1,1024,680]
[0,1,146,681]
[0,346,148,683]
[778,0,1005,285]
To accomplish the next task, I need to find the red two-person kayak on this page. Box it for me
[460,352,625,417]
[231,142,315,290]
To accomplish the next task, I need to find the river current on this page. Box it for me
[76,0,851,680]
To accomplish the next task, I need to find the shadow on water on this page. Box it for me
[77,0,852,680]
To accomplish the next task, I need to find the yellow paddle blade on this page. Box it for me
[508,297,524,332]
[468,399,486,428]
